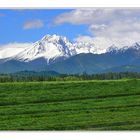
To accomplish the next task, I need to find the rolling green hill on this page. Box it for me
[0,79,139,130]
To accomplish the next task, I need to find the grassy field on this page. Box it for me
[0,79,140,130]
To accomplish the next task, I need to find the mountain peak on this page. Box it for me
[130,42,140,50]
[1,34,140,65]
[41,34,68,43]
[12,34,74,63]
[106,45,119,53]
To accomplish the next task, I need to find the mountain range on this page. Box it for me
[1,34,140,74]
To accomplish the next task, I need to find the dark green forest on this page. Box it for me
[0,71,140,82]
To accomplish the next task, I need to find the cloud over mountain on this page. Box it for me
[23,19,44,30]
[54,8,140,49]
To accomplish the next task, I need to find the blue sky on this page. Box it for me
[0,9,90,44]
[1,8,140,49]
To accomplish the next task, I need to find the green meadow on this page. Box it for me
[0,79,139,130]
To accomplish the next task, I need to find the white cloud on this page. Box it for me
[23,19,44,30]
[54,8,140,25]
[54,8,140,49]
[0,43,32,59]
[89,24,107,31]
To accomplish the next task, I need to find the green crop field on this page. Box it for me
[0,79,140,130]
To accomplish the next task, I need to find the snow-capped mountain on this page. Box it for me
[106,42,140,54]
[1,34,140,74]
[0,34,99,64]
[1,34,140,65]
[0,34,115,64]
[12,35,75,64]
[74,42,107,54]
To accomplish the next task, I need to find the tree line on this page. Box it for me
[0,71,140,82]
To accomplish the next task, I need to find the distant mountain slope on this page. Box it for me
[104,65,140,73]
[0,34,97,64]
[0,58,47,73]
[46,46,140,74]
[1,34,140,74]
[46,53,110,74]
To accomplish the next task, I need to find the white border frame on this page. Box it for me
[0,0,140,8]
[0,1,140,140]
[0,132,140,140]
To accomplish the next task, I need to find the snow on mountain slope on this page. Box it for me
[0,43,31,59]
[13,35,75,63]
[74,42,106,54]
[1,34,140,64]
[106,42,140,54]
